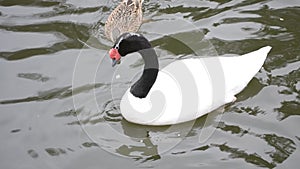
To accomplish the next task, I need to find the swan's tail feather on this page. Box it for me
[221,46,272,94]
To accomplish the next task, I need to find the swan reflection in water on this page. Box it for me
[75,93,220,161]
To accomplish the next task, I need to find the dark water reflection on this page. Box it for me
[0,0,299,169]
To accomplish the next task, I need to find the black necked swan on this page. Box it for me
[109,33,272,125]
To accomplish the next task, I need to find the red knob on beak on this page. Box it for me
[109,48,121,67]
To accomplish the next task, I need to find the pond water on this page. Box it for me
[0,0,299,168]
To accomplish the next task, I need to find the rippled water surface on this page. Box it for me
[1,0,300,168]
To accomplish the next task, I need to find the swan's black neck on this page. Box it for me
[130,48,159,98]
[113,33,159,98]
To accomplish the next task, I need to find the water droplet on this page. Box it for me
[116,74,120,79]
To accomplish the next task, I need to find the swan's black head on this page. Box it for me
[109,33,151,67]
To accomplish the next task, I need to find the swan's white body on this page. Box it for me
[120,46,272,125]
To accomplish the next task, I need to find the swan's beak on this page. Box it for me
[109,48,121,67]
[112,58,120,67]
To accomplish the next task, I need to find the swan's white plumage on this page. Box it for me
[120,46,272,125]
